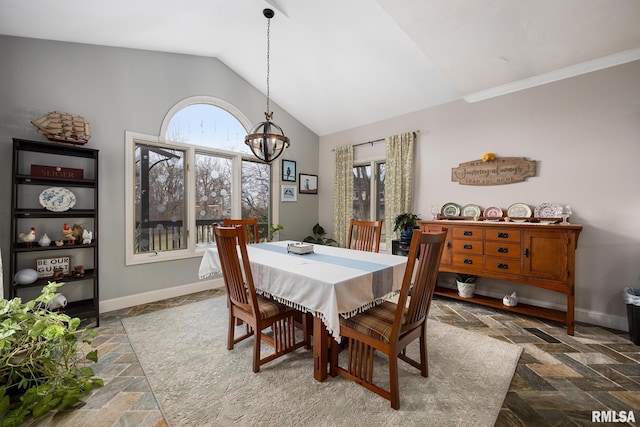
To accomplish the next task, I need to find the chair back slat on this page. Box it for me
[393,229,446,336]
[213,225,258,313]
[223,218,260,244]
[347,219,383,252]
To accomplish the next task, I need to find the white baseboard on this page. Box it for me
[101,278,630,332]
[100,278,225,313]
[437,280,630,332]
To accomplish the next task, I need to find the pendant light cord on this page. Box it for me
[265,16,271,118]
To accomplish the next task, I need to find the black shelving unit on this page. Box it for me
[9,138,99,326]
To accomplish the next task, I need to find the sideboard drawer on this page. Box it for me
[485,228,521,243]
[485,242,520,259]
[484,257,522,275]
[452,253,484,268]
[452,240,484,254]
[452,227,484,240]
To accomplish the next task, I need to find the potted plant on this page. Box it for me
[393,213,421,242]
[0,282,103,426]
[303,223,338,246]
[455,273,478,298]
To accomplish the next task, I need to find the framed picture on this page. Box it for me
[35,255,71,279]
[282,159,296,182]
[281,184,297,202]
[299,174,318,194]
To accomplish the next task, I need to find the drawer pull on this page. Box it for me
[497,263,509,269]
[447,242,452,249]
[524,248,529,258]
[463,258,473,264]
[463,231,473,236]
[497,232,509,238]
[463,244,473,250]
[497,247,508,253]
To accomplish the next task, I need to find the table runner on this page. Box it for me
[198,241,407,339]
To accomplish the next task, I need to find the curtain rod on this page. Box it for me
[332,130,419,151]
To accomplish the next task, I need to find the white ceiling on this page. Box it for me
[1,0,639,136]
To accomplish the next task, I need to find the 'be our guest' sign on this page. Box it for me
[451,157,536,186]
[36,256,71,278]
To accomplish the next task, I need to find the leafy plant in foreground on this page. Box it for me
[0,282,103,426]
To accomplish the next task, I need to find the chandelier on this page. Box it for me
[244,8,290,164]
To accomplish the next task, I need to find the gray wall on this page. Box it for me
[0,36,319,302]
[319,60,640,331]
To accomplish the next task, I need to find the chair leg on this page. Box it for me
[227,310,235,350]
[389,355,400,410]
[302,313,311,350]
[330,337,339,377]
[420,322,428,377]
[253,329,262,373]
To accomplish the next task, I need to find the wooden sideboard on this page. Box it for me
[418,220,582,335]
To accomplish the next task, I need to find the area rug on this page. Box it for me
[122,297,522,427]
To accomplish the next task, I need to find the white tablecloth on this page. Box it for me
[198,241,407,340]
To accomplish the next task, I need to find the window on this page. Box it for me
[353,161,385,221]
[353,161,386,241]
[125,97,277,265]
[134,142,186,254]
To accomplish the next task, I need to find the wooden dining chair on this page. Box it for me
[346,219,383,252]
[213,224,309,372]
[223,218,260,243]
[330,228,447,409]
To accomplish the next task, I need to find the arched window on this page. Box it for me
[125,97,274,265]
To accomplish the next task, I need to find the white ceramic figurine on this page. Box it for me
[82,229,93,244]
[503,292,518,307]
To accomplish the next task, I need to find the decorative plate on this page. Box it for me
[461,204,481,218]
[507,203,532,220]
[441,202,461,216]
[39,187,76,212]
[483,206,503,218]
[534,203,563,218]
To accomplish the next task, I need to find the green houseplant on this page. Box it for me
[393,213,421,242]
[0,282,103,427]
[303,223,338,246]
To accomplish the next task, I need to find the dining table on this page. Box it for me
[198,240,408,381]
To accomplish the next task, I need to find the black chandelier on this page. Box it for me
[244,8,290,164]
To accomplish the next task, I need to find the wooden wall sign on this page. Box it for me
[451,157,536,186]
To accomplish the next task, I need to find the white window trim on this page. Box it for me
[125,131,195,265]
[125,97,281,265]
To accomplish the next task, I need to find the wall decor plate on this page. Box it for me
[441,202,461,216]
[534,203,563,218]
[483,206,503,219]
[39,187,76,212]
[507,203,532,221]
[461,204,481,217]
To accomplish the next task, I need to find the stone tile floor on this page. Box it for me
[22,289,640,426]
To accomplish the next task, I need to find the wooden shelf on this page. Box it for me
[434,286,567,324]
[14,242,97,252]
[12,269,97,289]
[10,138,100,327]
[16,174,97,188]
[15,208,96,218]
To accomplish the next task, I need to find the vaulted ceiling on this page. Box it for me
[1,0,639,136]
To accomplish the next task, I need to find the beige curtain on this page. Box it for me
[384,132,415,251]
[332,145,354,247]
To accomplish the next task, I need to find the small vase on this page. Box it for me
[456,280,476,298]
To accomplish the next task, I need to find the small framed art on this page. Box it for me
[282,159,296,182]
[281,184,297,202]
[299,174,318,194]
